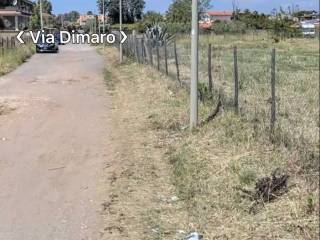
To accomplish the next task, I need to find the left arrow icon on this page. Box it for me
[16,31,25,44]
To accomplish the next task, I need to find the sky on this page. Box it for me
[51,0,319,15]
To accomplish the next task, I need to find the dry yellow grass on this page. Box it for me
[0,43,35,76]
[100,47,189,240]
[101,44,319,240]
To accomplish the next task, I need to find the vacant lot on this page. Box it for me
[177,34,319,152]
[103,33,319,239]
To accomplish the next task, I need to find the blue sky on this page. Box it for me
[51,0,319,14]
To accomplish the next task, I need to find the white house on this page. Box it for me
[0,0,34,31]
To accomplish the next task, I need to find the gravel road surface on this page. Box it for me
[0,44,110,240]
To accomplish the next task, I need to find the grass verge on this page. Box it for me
[0,43,35,76]
[101,46,319,240]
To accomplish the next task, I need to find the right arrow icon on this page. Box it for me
[120,31,127,44]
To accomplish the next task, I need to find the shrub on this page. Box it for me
[166,22,191,34]
[111,23,145,33]
[211,21,247,34]
[145,23,174,47]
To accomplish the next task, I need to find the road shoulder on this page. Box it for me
[100,47,189,240]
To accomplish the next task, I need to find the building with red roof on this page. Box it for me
[199,11,233,30]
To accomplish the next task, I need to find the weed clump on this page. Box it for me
[237,169,290,213]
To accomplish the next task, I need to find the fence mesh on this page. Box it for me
[112,33,319,152]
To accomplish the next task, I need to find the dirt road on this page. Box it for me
[0,44,110,240]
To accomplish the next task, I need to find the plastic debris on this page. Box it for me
[171,196,179,201]
[185,232,203,240]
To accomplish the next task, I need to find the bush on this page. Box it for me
[166,22,191,34]
[211,21,247,34]
[145,23,174,47]
[111,23,146,33]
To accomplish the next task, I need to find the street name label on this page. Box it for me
[17,30,128,45]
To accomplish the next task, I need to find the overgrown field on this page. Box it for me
[176,34,319,179]
[103,33,319,239]
[174,35,319,239]
[0,43,35,76]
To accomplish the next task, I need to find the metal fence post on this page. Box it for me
[233,46,239,114]
[208,44,213,92]
[173,40,180,84]
[271,48,276,132]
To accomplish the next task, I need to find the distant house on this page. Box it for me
[298,11,320,33]
[0,0,34,31]
[77,14,94,26]
[77,14,105,26]
[199,11,233,29]
[201,11,233,22]
[298,11,319,21]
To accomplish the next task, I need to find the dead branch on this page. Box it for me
[200,97,222,127]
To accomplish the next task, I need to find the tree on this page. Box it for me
[97,0,108,16]
[129,0,145,21]
[87,11,93,15]
[166,0,211,24]
[0,0,18,7]
[29,0,53,29]
[143,11,163,23]
[39,0,53,15]
[66,11,80,22]
[98,0,145,24]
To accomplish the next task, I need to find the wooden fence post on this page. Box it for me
[164,39,168,75]
[126,35,129,56]
[156,44,160,71]
[134,37,139,63]
[1,38,4,55]
[208,44,213,92]
[173,40,181,84]
[233,46,239,114]
[144,39,149,64]
[270,48,276,132]
[128,36,131,56]
[148,40,153,66]
[124,36,128,56]
[141,38,145,63]
[130,36,133,56]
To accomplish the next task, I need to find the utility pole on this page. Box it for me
[94,10,97,34]
[39,0,44,30]
[119,0,123,63]
[102,0,105,34]
[60,15,63,29]
[190,0,199,129]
